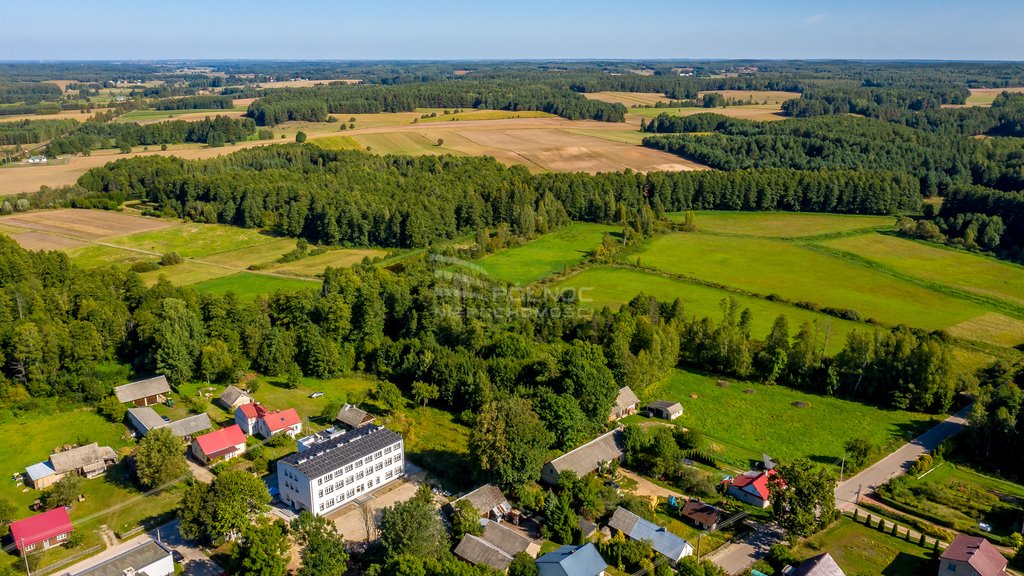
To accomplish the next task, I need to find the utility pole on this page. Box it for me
[21,539,30,576]
[839,454,846,484]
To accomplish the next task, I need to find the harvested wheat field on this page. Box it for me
[582,92,673,106]
[697,90,800,104]
[627,104,789,121]
[0,140,277,195]
[0,208,173,249]
[0,108,110,123]
[1,116,704,195]
[255,78,360,88]
[959,87,1024,107]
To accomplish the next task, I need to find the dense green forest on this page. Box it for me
[153,95,236,110]
[246,81,627,124]
[73,146,919,248]
[45,115,257,155]
[0,118,79,145]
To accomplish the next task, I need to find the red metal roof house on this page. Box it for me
[192,425,246,464]
[724,469,777,509]
[9,507,73,553]
[235,403,260,435]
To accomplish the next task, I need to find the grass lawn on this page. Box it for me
[553,266,863,354]
[138,260,235,286]
[66,243,150,268]
[821,233,1024,312]
[418,110,555,122]
[476,223,620,285]
[628,233,991,333]
[382,405,473,492]
[668,211,895,239]
[313,135,364,150]
[115,107,247,122]
[0,407,134,512]
[198,238,298,269]
[791,517,937,576]
[190,272,319,300]
[107,223,279,259]
[626,370,937,471]
[268,248,389,276]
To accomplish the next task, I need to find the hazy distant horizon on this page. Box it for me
[4,0,1023,61]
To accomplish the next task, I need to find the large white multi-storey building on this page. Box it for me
[277,424,404,516]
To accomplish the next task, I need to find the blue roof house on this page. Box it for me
[536,543,607,576]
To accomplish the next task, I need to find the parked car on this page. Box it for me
[979,522,992,532]
[161,415,171,423]
[309,392,325,398]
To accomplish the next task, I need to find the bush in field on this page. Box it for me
[159,251,182,266]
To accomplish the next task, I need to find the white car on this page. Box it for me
[309,392,325,399]
[978,522,992,532]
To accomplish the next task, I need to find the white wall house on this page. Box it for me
[277,424,404,516]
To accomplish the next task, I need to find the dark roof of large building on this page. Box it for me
[646,400,683,413]
[536,544,607,576]
[280,424,401,478]
[114,376,170,403]
[940,535,1008,576]
[788,553,846,576]
[71,539,172,576]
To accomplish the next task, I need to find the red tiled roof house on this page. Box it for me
[939,534,1008,576]
[256,407,302,439]
[10,507,73,553]
[192,425,246,464]
[723,469,777,509]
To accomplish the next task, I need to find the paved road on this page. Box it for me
[704,522,784,575]
[835,405,972,511]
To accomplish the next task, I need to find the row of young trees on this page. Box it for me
[72,145,919,250]
[246,81,627,125]
[45,115,257,155]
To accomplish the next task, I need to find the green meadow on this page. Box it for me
[628,233,990,332]
[554,266,861,353]
[626,370,936,470]
[476,222,620,285]
[190,272,318,300]
[673,211,895,238]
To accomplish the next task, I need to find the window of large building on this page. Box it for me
[345,464,353,472]
[376,462,383,471]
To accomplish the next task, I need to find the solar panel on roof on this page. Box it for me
[280,424,401,477]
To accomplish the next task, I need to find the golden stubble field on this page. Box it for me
[0,208,174,250]
[0,116,705,195]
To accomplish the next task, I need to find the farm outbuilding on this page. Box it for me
[609,386,639,420]
[114,376,170,407]
[644,400,683,421]
[541,429,624,485]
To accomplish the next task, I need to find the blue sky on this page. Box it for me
[3,0,1022,60]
